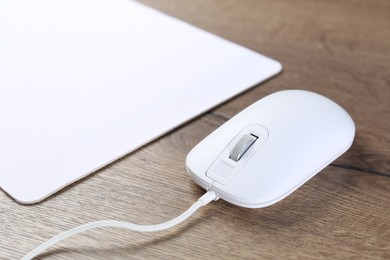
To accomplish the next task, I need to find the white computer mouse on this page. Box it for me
[186,89,355,208]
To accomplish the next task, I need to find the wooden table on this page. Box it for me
[2,0,389,259]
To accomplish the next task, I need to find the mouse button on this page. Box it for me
[211,172,277,208]
[206,161,236,185]
[206,124,268,185]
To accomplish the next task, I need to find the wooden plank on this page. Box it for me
[1,117,389,259]
[137,0,390,174]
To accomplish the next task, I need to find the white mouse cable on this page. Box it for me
[22,191,217,260]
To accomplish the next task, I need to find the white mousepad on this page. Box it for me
[0,0,282,203]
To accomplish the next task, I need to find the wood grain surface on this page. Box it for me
[1,0,389,259]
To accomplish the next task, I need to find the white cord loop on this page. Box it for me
[22,191,217,260]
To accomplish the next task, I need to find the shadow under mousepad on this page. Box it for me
[0,0,281,203]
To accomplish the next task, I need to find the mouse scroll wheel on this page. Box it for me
[229,134,258,162]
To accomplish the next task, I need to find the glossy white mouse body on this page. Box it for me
[186,90,355,208]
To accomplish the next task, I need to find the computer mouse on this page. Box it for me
[186,89,355,208]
